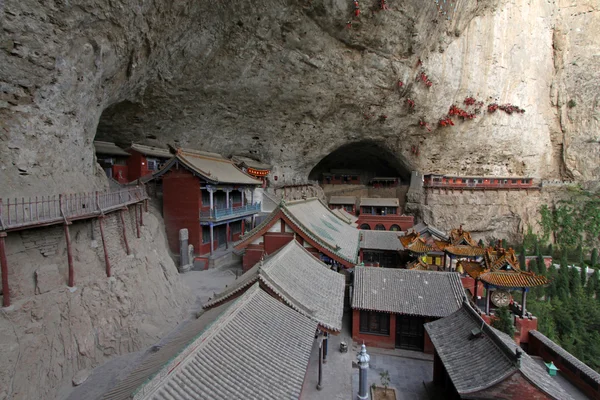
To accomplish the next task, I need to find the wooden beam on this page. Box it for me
[98,216,111,277]
[0,232,10,307]
[64,222,74,287]
[134,204,140,238]
[139,203,144,226]
[119,208,131,255]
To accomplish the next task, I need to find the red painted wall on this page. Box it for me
[163,168,201,253]
[264,232,295,255]
[528,334,600,400]
[356,215,414,231]
[243,244,265,272]
[352,309,396,349]
[461,276,484,298]
[514,317,538,346]
[127,150,148,182]
[112,165,129,184]
[469,371,553,399]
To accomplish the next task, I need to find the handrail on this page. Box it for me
[200,203,261,220]
[0,186,147,232]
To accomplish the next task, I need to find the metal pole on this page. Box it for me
[210,224,214,256]
[317,338,323,390]
[323,332,328,364]
[64,223,74,287]
[119,209,131,255]
[0,233,10,307]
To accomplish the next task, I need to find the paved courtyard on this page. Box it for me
[352,349,433,400]
[301,311,434,400]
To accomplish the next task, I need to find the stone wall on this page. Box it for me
[0,207,194,400]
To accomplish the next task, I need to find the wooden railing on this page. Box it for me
[0,186,147,232]
[200,203,261,222]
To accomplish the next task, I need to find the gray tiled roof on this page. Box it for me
[329,196,356,205]
[425,303,573,400]
[411,222,449,241]
[129,143,172,158]
[204,240,345,332]
[359,197,399,207]
[352,267,465,317]
[170,148,262,185]
[529,330,600,384]
[360,230,405,251]
[129,284,317,400]
[283,198,360,263]
[102,303,230,400]
[332,208,358,226]
[94,141,130,156]
[231,155,272,170]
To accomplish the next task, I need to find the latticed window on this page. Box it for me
[359,311,390,335]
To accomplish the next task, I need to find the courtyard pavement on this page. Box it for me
[301,311,434,400]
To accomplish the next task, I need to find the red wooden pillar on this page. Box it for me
[145,199,148,212]
[119,208,131,255]
[134,204,140,238]
[64,222,75,287]
[139,203,144,226]
[98,216,111,277]
[0,232,10,307]
[226,223,230,249]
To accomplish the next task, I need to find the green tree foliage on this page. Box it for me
[501,238,508,249]
[539,191,600,248]
[592,248,598,268]
[576,244,584,266]
[519,250,526,270]
[529,258,538,274]
[527,258,600,373]
[580,265,588,287]
[547,244,553,257]
[492,306,515,336]
[478,239,485,248]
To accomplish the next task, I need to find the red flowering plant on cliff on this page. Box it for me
[419,118,432,131]
[417,71,433,87]
[438,116,454,127]
[405,98,415,109]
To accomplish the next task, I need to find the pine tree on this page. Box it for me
[586,269,598,297]
[490,239,496,248]
[581,264,588,287]
[536,246,546,276]
[501,239,508,249]
[577,244,584,266]
[519,250,526,270]
[546,263,558,299]
[533,241,539,257]
[570,265,582,294]
[478,239,485,248]
[492,306,515,336]
[547,243,553,257]
[529,258,538,274]
[592,248,598,268]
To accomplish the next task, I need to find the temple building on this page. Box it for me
[204,239,345,334]
[233,197,360,272]
[328,195,357,214]
[126,143,172,182]
[459,245,549,318]
[231,155,272,188]
[352,266,465,352]
[93,141,130,183]
[425,300,573,400]
[155,148,262,259]
[103,284,317,400]
[356,197,414,231]
[321,169,362,185]
[359,230,405,268]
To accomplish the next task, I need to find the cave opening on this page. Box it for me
[308,140,411,186]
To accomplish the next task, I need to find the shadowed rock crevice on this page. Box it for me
[308,140,411,182]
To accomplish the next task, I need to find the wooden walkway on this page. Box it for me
[0,186,148,307]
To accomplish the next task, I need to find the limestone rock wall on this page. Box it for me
[0,208,193,400]
[2,0,599,199]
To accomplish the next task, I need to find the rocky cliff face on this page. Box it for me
[1,0,599,198]
[0,209,193,400]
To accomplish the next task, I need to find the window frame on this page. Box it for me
[359,310,390,336]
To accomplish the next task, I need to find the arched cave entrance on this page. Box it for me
[308,140,410,186]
